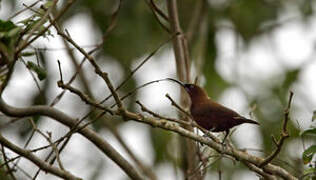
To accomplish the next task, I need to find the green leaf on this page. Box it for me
[0,20,21,40]
[0,19,17,32]
[27,61,47,81]
[43,1,54,9]
[302,145,316,164]
[300,128,316,137]
[300,0,313,18]
[7,27,21,37]
[21,51,36,57]
[0,19,21,61]
[312,110,316,122]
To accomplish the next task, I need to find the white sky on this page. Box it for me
[1,0,316,179]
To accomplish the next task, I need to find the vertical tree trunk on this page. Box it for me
[167,1,201,179]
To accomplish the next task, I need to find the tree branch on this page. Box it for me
[0,133,81,180]
[0,98,144,180]
[0,95,298,179]
[121,110,297,180]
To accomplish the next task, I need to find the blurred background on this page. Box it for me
[0,0,315,179]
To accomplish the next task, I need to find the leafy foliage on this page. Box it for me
[0,19,21,62]
[302,145,316,165]
[26,61,47,81]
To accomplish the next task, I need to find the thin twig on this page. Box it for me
[149,0,169,21]
[105,33,178,107]
[1,144,17,180]
[57,60,63,82]
[110,79,170,108]
[244,161,277,180]
[0,98,144,180]
[53,24,124,110]
[57,81,114,114]
[165,93,191,117]
[9,1,42,20]
[0,155,20,169]
[259,91,294,167]
[136,100,190,126]
[20,58,41,92]
[49,0,121,106]
[144,0,170,33]
[0,133,82,180]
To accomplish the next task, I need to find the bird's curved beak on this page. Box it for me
[166,78,185,87]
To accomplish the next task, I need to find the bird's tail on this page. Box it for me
[234,117,260,125]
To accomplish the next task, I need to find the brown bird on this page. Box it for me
[167,78,259,142]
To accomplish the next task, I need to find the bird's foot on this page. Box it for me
[220,130,230,147]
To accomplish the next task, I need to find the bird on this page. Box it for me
[166,78,259,142]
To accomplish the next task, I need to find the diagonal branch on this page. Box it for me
[57,80,114,114]
[121,110,297,180]
[145,0,170,33]
[0,144,17,180]
[53,25,124,110]
[0,133,81,180]
[0,98,144,180]
[49,0,122,107]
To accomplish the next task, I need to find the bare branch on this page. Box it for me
[1,144,17,180]
[165,93,191,117]
[0,94,298,179]
[8,1,42,20]
[136,100,190,126]
[144,0,170,33]
[0,98,144,180]
[104,33,178,108]
[0,133,81,180]
[243,161,277,180]
[57,60,63,82]
[49,0,122,107]
[52,24,124,110]
[150,0,169,21]
[259,91,294,167]
[121,110,297,180]
[57,81,114,115]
